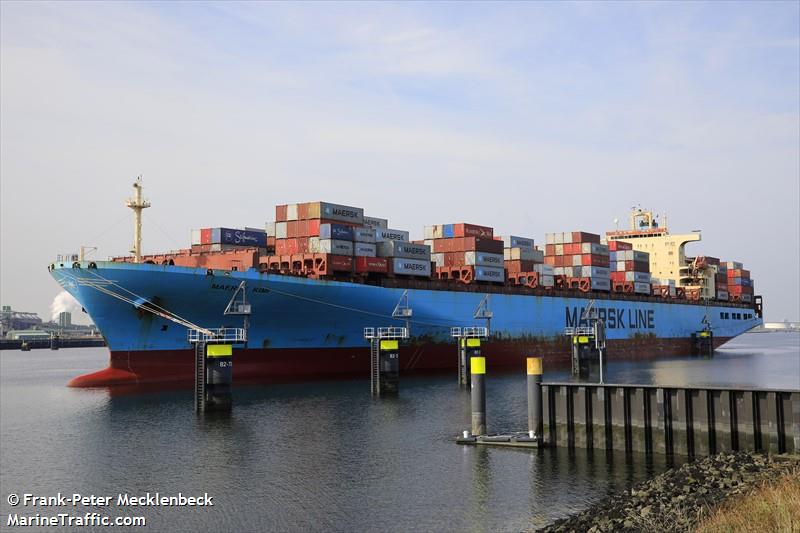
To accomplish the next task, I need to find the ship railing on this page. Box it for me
[188,328,247,344]
[451,326,489,338]
[363,327,409,339]
[564,326,594,336]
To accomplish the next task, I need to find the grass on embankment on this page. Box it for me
[696,467,800,532]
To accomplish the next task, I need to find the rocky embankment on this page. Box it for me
[541,452,799,532]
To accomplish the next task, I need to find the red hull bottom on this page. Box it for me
[67,337,732,388]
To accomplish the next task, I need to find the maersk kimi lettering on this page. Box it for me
[381,232,405,240]
[565,306,654,329]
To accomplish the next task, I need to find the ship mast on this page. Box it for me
[125,176,151,263]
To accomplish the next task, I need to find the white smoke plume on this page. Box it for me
[50,290,82,322]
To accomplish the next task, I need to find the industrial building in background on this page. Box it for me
[1,306,98,340]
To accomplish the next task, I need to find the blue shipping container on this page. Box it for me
[319,223,354,241]
[443,224,455,238]
[217,228,267,247]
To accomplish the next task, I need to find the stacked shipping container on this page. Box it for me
[607,240,651,294]
[425,224,505,283]
[544,231,610,292]
[500,236,553,288]
[725,261,754,303]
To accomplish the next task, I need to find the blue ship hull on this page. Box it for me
[49,261,762,386]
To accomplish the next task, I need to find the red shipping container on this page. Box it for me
[582,254,609,267]
[330,255,353,271]
[454,223,493,238]
[433,239,452,253]
[545,244,556,256]
[266,236,276,247]
[307,219,321,236]
[607,241,632,251]
[446,252,465,266]
[493,236,503,241]
[276,205,288,222]
[624,260,649,272]
[297,203,309,220]
[200,228,212,245]
[355,256,388,273]
[544,256,556,266]
[610,271,626,282]
[572,231,601,244]
[504,260,536,273]
[728,285,754,295]
[285,220,297,238]
[727,269,750,279]
[295,220,308,238]
[297,237,309,254]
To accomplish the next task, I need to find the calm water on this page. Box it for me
[1,332,798,532]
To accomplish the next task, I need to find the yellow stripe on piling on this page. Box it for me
[206,344,232,357]
[527,357,543,376]
[699,331,711,338]
[574,336,590,344]
[471,356,486,375]
[461,338,481,348]
[380,340,399,350]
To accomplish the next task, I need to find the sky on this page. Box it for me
[1,1,798,323]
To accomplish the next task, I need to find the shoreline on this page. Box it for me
[539,452,799,532]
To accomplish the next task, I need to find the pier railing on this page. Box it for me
[541,382,800,456]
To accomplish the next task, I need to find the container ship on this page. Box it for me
[49,180,762,387]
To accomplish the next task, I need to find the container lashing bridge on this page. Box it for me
[564,299,607,381]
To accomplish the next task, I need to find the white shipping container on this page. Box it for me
[555,244,564,255]
[286,203,299,221]
[545,233,555,245]
[377,241,430,259]
[562,232,573,244]
[352,227,376,243]
[581,266,610,278]
[308,237,320,252]
[725,261,743,270]
[465,251,504,267]
[539,274,555,287]
[354,243,377,257]
[615,261,626,271]
[362,216,388,229]
[634,282,650,294]
[534,263,554,276]
[392,258,431,277]
[265,222,275,237]
[572,255,582,267]
[502,236,534,249]
[191,229,201,245]
[554,233,564,245]
[474,266,505,282]
[431,253,445,267]
[318,239,353,255]
[554,267,565,276]
[424,226,436,240]
[375,228,410,242]
[275,221,288,239]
